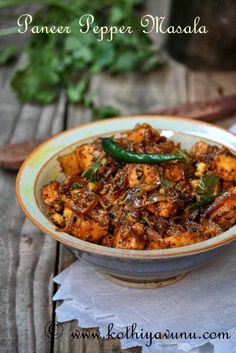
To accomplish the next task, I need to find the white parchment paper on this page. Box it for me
[53,242,236,353]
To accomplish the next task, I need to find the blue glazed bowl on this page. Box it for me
[16,116,236,287]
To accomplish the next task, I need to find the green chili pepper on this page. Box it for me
[101,138,184,164]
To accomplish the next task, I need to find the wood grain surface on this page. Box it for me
[0,0,236,352]
[0,59,65,352]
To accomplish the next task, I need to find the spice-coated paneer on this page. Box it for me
[41,181,60,205]
[213,153,236,181]
[58,151,81,177]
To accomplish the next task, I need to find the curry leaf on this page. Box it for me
[82,161,103,182]
[188,176,219,211]
[197,175,218,197]
[187,195,217,211]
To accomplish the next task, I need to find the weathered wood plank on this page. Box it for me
[102,338,121,353]
[0,63,22,144]
[69,59,187,129]
[187,70,236,129]
[14,97,65,353]
[0,59,26,353]
[188,71,236,102]
[53,320,84,353]
[67,105,92,129]
[55,246,101,353]
[66,0,186,124]
[90,59,187,116]
[0,56,66,353]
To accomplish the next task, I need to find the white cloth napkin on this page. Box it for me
[53,123,236,353]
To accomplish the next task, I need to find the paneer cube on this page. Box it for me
[41,181,60,205]
[114,223,146,250]
[190,141,209,158]
[194,162,207,177]
[70,216,108,243]
[76,144,95,172]
[51,213,64,226]
[126,123,160,143]
[126,164,160,188]
[58,151,81,177]
[164,232,197,247]
[208,193,236,230]
[147,201,176,218]
[214,153,236,181]
[164,162,185,182]
[142,165,160,184]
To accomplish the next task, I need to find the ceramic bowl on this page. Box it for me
[16,116,236,288]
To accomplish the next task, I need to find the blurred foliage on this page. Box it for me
[0,45,20,65]
[1,0,162,118]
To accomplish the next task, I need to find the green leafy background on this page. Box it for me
[0,0,161,117]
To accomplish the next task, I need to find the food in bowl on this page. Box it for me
[41,123,236,250]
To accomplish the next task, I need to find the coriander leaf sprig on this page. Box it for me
[0,0,162,117]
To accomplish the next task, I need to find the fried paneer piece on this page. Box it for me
[164,162,185,182]
[126,164,160,188]
[51,213,65,227]
[126,123,161,143]
[194,162,207,177]
[145,228,165,250]
[147,201,177,218]
[41,181,60,205]
[100,234,115,247]
[213,153,236,181]
[190,141,209,158]
[164,231,200,248]
[146,238,165,250]
[59,143,101,176]
[126,165,143,188]
[158,201,177,218]
[200,219,223,238]
[69,216,108,243]
[222,181,235,191]
[146,226,203,249]
[203,193,236,230]
[76,144,95,172]
[114,223,146,250]
[58,151,81,177]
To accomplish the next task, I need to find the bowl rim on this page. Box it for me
[16,115,236,259]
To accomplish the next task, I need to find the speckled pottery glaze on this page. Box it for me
[16,116,236,286]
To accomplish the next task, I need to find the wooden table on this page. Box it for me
[1,1,236,352]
